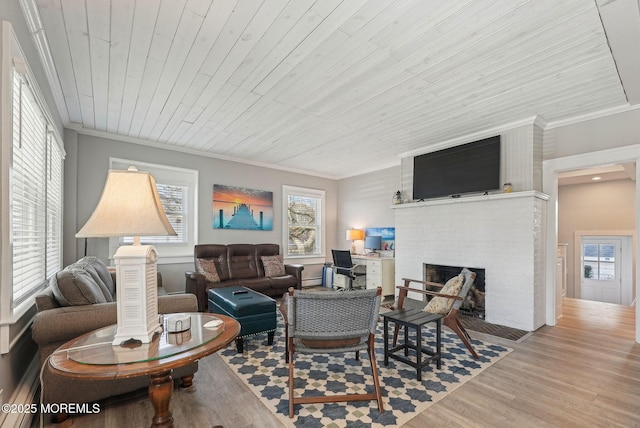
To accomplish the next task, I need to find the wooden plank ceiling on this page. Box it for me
[28,0,632,178]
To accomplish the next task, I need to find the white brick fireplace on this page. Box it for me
[393,191,548,331]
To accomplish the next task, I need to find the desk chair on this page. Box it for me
[331,249,366,290]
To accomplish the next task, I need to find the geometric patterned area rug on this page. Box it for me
[219,316,511,427]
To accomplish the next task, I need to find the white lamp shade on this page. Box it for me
[76,167,176,238]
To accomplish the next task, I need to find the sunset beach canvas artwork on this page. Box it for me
[213,185,273,230]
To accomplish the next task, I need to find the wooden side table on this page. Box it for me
[49,313,240,428]
[382,308,443,381]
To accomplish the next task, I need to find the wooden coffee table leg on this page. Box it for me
[149,371,174,428]
[179,374,194,388]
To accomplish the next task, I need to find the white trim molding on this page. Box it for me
[18,0,70,125]
[398,115,541,159]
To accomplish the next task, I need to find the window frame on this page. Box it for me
[582,241,618,282]
[108,158,198,264]
[0,21,65,353]
[282,185,325,264]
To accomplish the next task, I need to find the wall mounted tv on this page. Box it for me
[413,136,501,200]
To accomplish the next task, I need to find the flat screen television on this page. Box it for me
[412,136,501,200]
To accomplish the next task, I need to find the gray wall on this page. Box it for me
[549,108,640,159]
[336,165,401,253]
[66,131,339,291]
[558,179,636,298]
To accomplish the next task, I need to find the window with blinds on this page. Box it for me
[109,158,197,260]
[283,186,325,257]
[11,71,64,306]
[122,182,188,245]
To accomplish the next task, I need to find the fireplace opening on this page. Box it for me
[424,264,485,319]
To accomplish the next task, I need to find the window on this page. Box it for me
[11,72,64,305]
[282,185,325,259]
[109,159,198,263]
[582,242,616,281]
[146,183,188,244]
[0,20,65,354]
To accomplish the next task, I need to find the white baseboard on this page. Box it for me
[301,278,322,287]
[0,356,40,428]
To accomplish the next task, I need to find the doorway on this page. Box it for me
[543,146,640,343]
[557,165,636,305]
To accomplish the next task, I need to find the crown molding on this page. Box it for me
[18,0,69,126]
[74,127,340,180]
[545,104,640,129]
[398,102,640,161]
[337,159,402,179]
[397,116,541,159]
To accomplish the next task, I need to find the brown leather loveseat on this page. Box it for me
[185,243,304,311]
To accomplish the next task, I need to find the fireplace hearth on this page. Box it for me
[424,264,485,319]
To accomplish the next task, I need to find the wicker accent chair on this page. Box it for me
[285,287,384,418]
[394,268,479,359]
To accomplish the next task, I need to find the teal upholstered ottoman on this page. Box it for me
[207,286,276,353]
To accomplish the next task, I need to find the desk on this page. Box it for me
[49,313,240,428]
[353,256,395,296]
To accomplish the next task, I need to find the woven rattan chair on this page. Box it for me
[285,287,384,418]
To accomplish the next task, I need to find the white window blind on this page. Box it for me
[123,182,188,245]
[11,71,63,305]
[46,134,64,279]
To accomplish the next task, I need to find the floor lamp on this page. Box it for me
[76,166,176,346]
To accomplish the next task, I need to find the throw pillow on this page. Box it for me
[261,255,285,277]
[423,274,464,315]
[75,256,114,301]
[50,268,110,307]
[197,258,220,283]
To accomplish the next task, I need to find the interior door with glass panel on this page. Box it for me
[581,238,622,304]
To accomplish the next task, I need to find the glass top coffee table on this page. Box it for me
[49,312,240,428]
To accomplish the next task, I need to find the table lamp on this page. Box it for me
[76,166,176,346]
[346,228,365,254]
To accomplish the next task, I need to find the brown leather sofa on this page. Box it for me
[185,244,304,311]
[32,257,198,417]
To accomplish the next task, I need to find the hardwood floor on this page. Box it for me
[42,298,639,428]
[407,298,640,428]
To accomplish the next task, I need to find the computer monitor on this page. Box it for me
[364,235,382,253]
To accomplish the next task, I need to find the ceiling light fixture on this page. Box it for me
[592,176,602,181]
